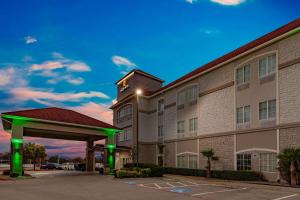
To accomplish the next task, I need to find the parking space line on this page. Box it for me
[272,194,298,200]
[166,182,176,187]
[191,187,247,196]
[154,183,162,189]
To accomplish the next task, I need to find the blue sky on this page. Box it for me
[0,0,299,157]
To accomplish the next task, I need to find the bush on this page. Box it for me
[164,167,264,181]
[212,170,264,181]
[123,163,164,177]
[115,169,140,178]
[164,167,206,177]
[2,170,10,176]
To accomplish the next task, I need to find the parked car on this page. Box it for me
[74,163,86,171]
[95,163,104,171]
[40,163,62,170]
[62,163,75,170]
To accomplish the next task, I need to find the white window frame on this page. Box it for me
[176,153,198,169]
[236,64,250,85]
[177,120,185,134]
[189,117,198,132]
[259,54,276,78]
[158,125,163,138]
[236,105,250,124]
[118,132,124,142]
[259,153,277,172]
[236,153,252,171]
[259,99,276,121]
[177,91,185,106]
[157,99,164,112]
[187,85,198,102]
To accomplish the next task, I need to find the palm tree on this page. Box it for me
[278,148,300,186]
[201,149,218,178]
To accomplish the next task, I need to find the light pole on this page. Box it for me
[135,89,142,166]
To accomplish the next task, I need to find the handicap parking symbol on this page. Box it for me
[170,187,192,193]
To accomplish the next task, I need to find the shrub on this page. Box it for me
[212,170,264,181]
[164,167,206,177]
[115,169,140,178]
[2,170,10,176]
[123,163,164,177]
[164,167,264,181]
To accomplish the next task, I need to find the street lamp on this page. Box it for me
[135,89,142,166]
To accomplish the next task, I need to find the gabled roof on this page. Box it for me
[116,69,164,85]
[1,107,118,130]
[148,18,300,96]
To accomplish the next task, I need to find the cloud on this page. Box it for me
[29,52,91,85]
[0,67,27,88]
[24,36,37,44]
[210,0,245,5]
[201,29,221,35]
[185,0,197,3]
[31,61,64,72]
[185,0,245,5]
[9,87,110,104]
[70,102,113,124]
[47,75,84,85]
[112,55,137,75]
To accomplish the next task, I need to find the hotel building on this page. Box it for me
[111,19,300,181]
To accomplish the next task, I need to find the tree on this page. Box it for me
[23,142,47,171]
[278,148,300,186]
[201,149,218,178]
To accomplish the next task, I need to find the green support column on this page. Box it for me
[10,118,25,177]
[11,138,24,177]
[106,132,117,174]
[107,144,116,173]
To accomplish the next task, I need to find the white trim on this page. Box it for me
[197,138,200,168]
[147,27,300,98]
[176,151,199,156]
[236,148,277,154]
[175,141,177,167]
[234,134,237,170]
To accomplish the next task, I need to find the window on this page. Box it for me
[177,155,188,168]
[259,54,276,78]
[158,99,164,112]
[177,154,198,169]
[236,105,250,124]
[259,99,276,120]
[237,154,251,171]
[158,125,163,138]
[260,153,277,172]
[189,118,198,132]
[187,86,198,102]
[118,132,124,142]
[177,121,185,134]
[189,155,198,169]
[119,128,132,142]
[117,104,133,123]
[177,91,185,106]
[236,64,250,85]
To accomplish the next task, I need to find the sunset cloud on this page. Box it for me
[29,53,91,85]
[9,87,109,104]
[112,55,137,75]
[70,102,113,124]
[210,0,245,6]
[0,67,27,89]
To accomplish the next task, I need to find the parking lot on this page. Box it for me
[0,172,299,200]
